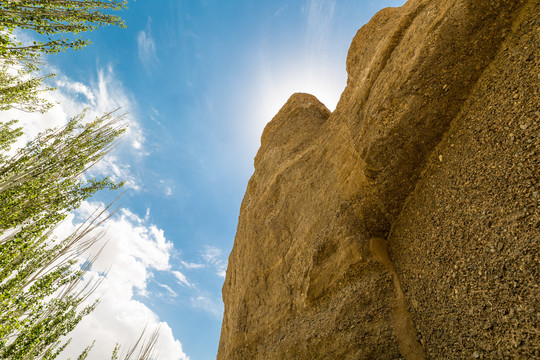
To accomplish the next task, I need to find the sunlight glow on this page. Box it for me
[242,55,347,155]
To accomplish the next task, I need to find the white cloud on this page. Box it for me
[137,18,159,70]
[172,270,192,287]
[54,201,188,360]
[181,261,205,270]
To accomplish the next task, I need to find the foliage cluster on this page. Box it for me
[0,0,127,113]
[0,0,127,59]
[0,110,126,359]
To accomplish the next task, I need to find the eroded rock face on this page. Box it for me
[218,0,538,358]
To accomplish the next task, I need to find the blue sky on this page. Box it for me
[4,1,406,359]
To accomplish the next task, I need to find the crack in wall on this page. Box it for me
[369,237,426,360]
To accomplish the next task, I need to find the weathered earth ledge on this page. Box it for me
[219,0,539,358]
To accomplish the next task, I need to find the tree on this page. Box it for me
[0,2,165,358]
[0,0,127,113]
[0,111,126,359]
[0,0,127,61]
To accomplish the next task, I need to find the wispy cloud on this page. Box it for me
[137,18,159,70]
[159,179,175,197]
[305,0,336,65]
[190,295,222,318]
[181,261,205,270]
[172,270,193,287]
[202,246,227,278]
[150,106,161,123]
[158,283,178,297]
[274,4,289,17]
